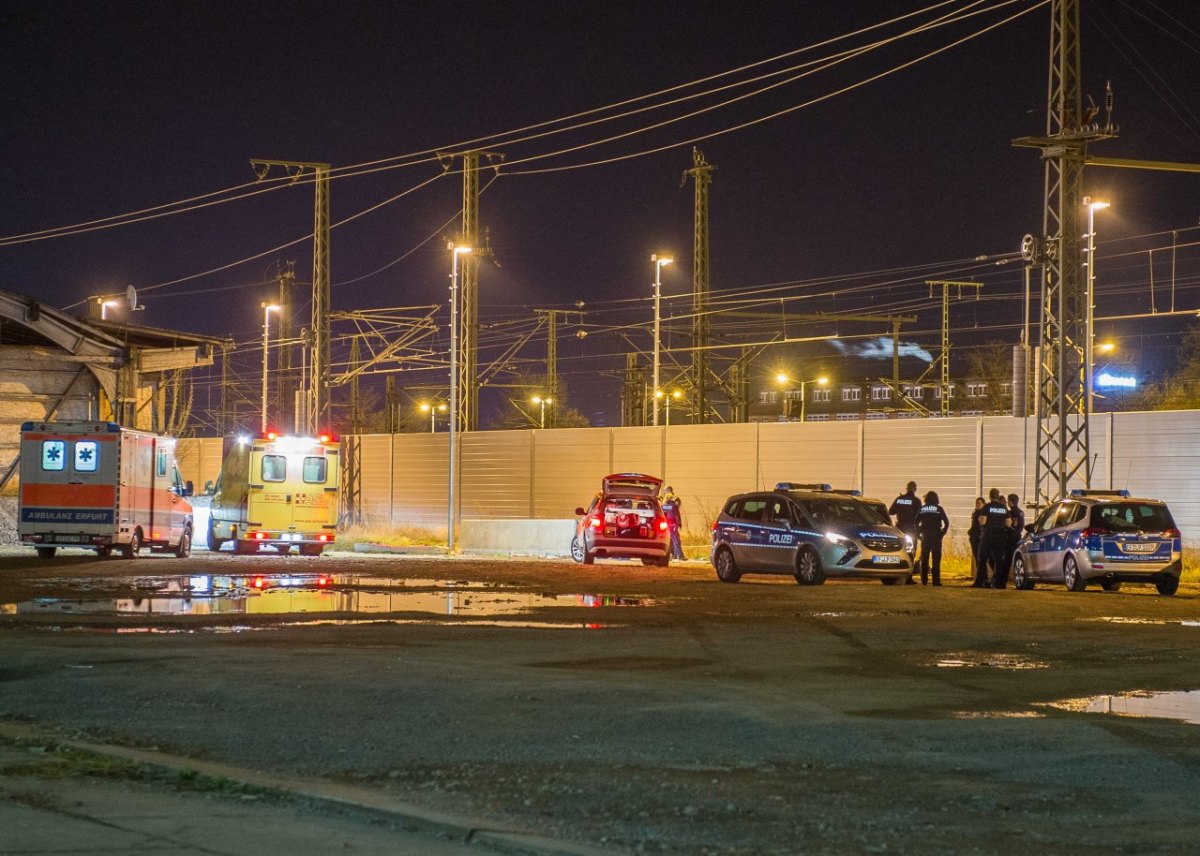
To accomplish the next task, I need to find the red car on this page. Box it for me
[572,473,671,567]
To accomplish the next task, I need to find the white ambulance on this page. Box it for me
[206,432,340,555]
[18,421,195,559]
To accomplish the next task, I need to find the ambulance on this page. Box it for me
[18,421,195,559]
[207,432,340,555]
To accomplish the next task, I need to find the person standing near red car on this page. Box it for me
[662,486,685,560]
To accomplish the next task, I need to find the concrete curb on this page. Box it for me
[0,722,611,856]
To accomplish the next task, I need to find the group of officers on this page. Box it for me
[887,482,1024,587]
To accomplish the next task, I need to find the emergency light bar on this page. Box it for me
[775,483,832,492]
[1069,489,1130,497]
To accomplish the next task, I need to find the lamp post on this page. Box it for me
[419,402,448,433]
[655,389,683,426]
[1084,197,1110,408]
[776,373,829,422]
[531,395,552,429]
[448,245,472,553]
[651,254,673,426]
[260,303,281,434]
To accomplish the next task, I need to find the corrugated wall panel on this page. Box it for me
[665,423,758,529]
[1112,410,1200,534]
[176,437,223,491]
[759,421,861,493]
[460,430,531,520]
[532,427,612,518]
[391,433,450,527]
[865,418,980,538]
[611,426,665,479]
[357,434,393,522]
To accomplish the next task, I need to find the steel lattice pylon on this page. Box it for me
[1014,0,1114,508]
[684,147,715,424]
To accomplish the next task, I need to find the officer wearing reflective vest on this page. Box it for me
[974,488,1011,588]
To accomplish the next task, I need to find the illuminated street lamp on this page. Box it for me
[419,401,448,433]
[260,303,281,434]
[651,254,673,426]
[531,395,553,429]
[655,388,683,426]
[776,374,829,422]
[448,245,472,553]
[1084,196,1110,406]
[100,299,119,320]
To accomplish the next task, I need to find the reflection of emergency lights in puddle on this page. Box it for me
[1078,617,1200,627]
[1042,690,1200,725]
[7,575,650,620]
[59,619,616,634]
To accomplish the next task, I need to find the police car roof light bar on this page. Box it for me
[774,483,832,492]
[1069,489,1130,497]
[829,488,863,496]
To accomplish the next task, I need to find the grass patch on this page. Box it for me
[335,519,446,549]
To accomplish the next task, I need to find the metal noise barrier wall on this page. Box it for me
[175,410,1200,546]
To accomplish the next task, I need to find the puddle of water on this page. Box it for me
[2,574,650,619]
[1078,617,1200,627]
[932,653,1049,670]
[950,710,1047,719]
[1042,690,1200,725]
[50,619,614,634]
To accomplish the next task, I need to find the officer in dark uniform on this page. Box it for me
[974,488,1011,588]
[915,490,950,586]
[992,493,1025,589]
[888,480,920,550]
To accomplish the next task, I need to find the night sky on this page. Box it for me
[3,0,1199,427]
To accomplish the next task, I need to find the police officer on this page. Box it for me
[661,486,684,561]
[916,490,950,586]
[974,488,1011,588]
[889,480,920,553]
[992,493,1025,589]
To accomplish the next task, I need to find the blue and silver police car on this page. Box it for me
[1011,489,1183,595]
[710,483,913,585]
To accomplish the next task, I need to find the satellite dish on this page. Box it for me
[125,284,143,312]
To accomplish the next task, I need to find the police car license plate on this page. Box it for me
[874,555,902,564]
[1121,542,1156,553]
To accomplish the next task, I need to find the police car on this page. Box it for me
[1011,489,1183,595]
[710,484,913,585]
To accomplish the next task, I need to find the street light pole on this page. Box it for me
[651,254,672,426]
[1083,197,1109,411]
[776,373,828,423]
[260,303,280,434]
[448,245,472,553]
[532,395,552,428]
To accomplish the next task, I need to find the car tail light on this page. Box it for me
[711,521,718,532]
[658,519,669,532]
[317,533,332,542]
[588,517,601,530]
[1081,528,1110,539]
[1162,528,1181,539]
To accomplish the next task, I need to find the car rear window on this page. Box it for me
[1090,503,1176,533]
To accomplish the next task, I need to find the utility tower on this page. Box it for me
[1013,0,1115,506]
[439,150,503,432]
[925,280,983,417]
[683,147,715,424]
[342,336,363,525]
[275,260,296,433]
[250,159,332,434]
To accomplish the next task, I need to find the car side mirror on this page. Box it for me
[183,480,194,497]
[575,507,586,516]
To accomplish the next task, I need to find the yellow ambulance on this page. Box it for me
[207,432,340,555]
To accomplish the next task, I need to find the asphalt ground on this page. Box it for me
[2,547,1199,854]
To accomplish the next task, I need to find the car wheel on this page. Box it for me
[795,547,826,586]
[713,547,741,583]
[1012,554,1035,590]
[1063,555,1086,592]
[35,546,57,559]
[1156,575,1180,596]
[1100,580,1121,592]
[207,519,226,552]
[570,536,584,564]
[121,530,141,560]
[174,526,192,559]
[656,556,671,568]
[881,577,903,586]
